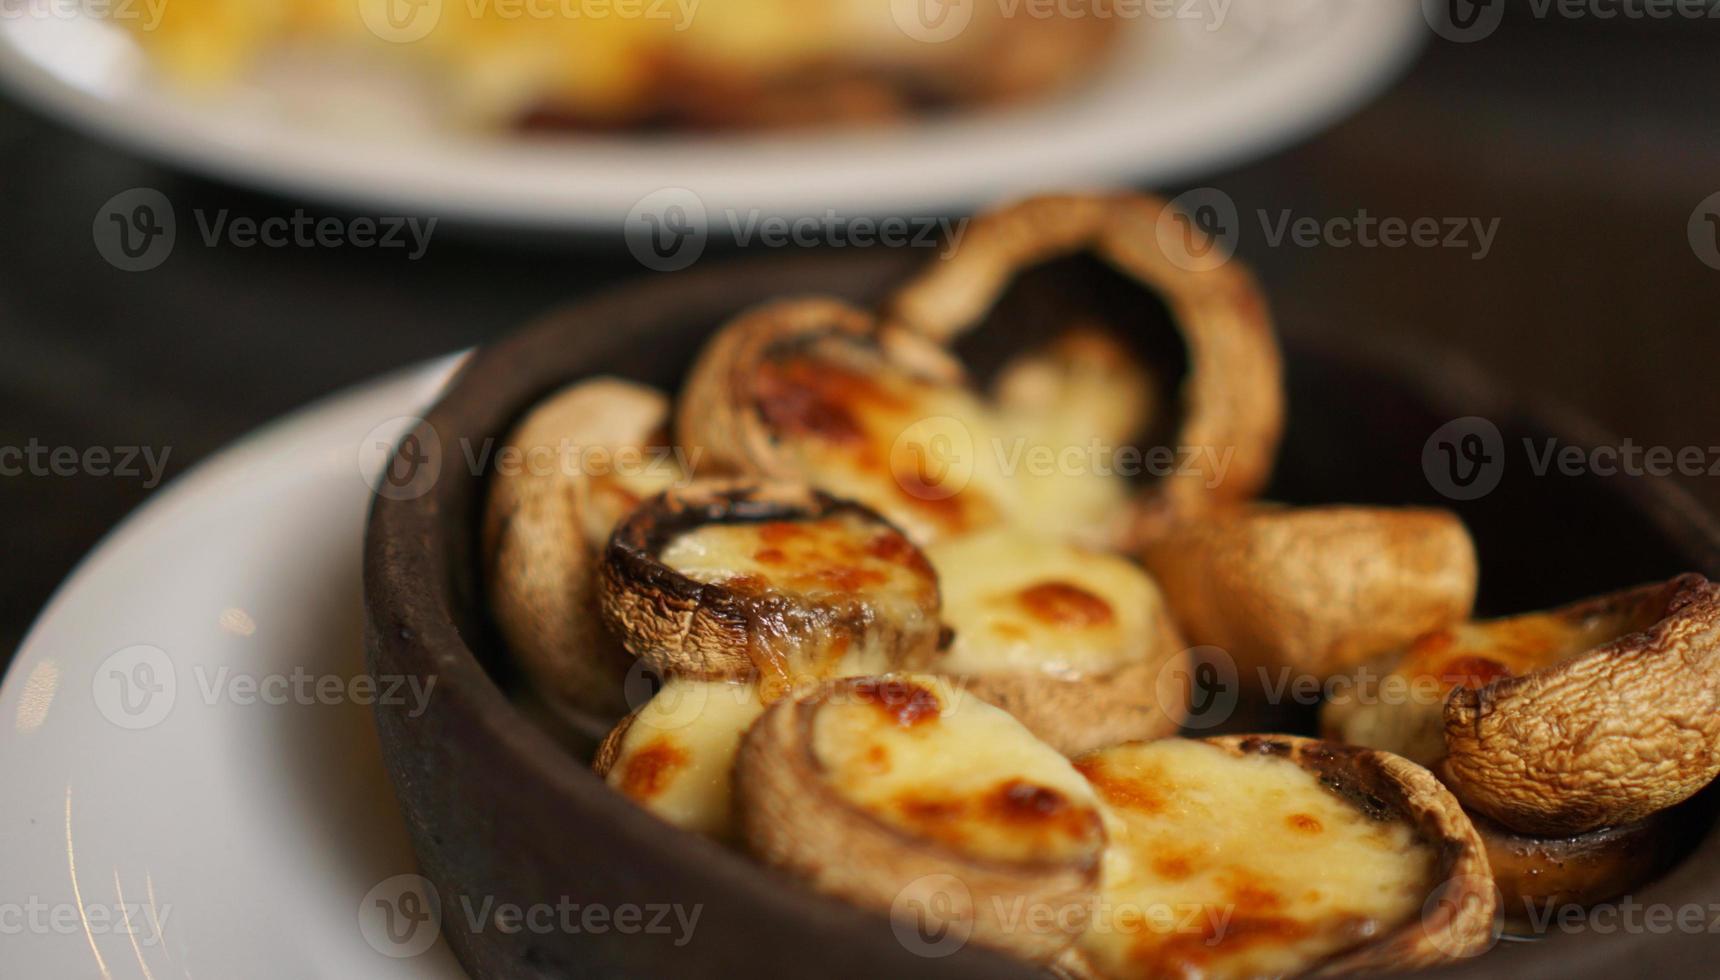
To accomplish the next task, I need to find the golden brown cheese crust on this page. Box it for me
[883,192,1286,545]
[922,529,1188,755]
[735,674,1105,963]
[1067,736,1495,980]
[600,482,941,692]
[675,298,1014,544]
[1142,505,1478,682]
[1441,574,1720,835]
[816,684,1104,866]
[594,679,767,841]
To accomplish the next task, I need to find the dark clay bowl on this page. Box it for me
[364,252,1720,979]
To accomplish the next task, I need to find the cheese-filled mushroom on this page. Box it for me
[1142,504,1478,685]
[676,297,1017,545]
[599,482,943,696]
[885,192,1285,545]
[735,674,1106,963]
[919,527,1188,756]
[1062,736,1495,979]
[1326,574,1720,837]
[594,677,767,841]
[482,378,683,723]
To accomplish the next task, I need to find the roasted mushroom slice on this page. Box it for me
[482,378,683,722]
[920,528,1188,756]
[1435,575,1720,836]
[676,297,1017,544]
[735,674,1106,963]
[1063,736,1495,979]
[600,483,943,694]
[594,677,766,841]
[1322,575,1720,835]
[1142,505,1478,686]
[1471,810,1678,929]
[885,192,1285,543]
[1318,580,1707,771]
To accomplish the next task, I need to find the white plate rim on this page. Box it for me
[0,357,468,979]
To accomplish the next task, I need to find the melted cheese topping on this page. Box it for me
[1397,609,1646,686]
[660,513,936,605]
[991,328,1151,547]
[927,529,1173,676]
[812,676,1104,865]
[755,341,1019,545]
[1325,605,1657,767]
[659,512,942,693]
[606,679,766,840]
[1074,740,1435,980]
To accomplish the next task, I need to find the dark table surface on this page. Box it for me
[3,13,1718,661]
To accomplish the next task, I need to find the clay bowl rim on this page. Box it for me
[363,250,1720,979]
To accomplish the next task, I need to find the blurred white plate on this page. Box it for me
[0,1,1423,229]
[0,358,468,980]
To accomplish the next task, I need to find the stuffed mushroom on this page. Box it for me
[885,192,1285,545]
[600,482,943,695]
[735,674,1106,963]
[1061,735,1496,979]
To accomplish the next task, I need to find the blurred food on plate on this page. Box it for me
[118,0,1123,131]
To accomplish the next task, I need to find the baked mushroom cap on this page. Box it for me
[884,192,1285,543]
[482,378,681,723]
[1142,504,1478,683]
[593,677,766,841]
[1469,809,1678,929]
[675,296,1017,544]
[599,482,943,691]
[735,674,1106,963]
[920,528,1189,756]
[1441,574,1720,836]
[1063,735,1496,979]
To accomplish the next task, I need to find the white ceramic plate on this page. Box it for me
[0,1,1425,228]
[0,359,470,979]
